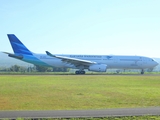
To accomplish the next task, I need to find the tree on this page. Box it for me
[10,65,21,72]
[35,65,53,72]
[52,67,69,72]
[35,65,70,72]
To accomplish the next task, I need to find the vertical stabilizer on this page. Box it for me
[7,34,32,55]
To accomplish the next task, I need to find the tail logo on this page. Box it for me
[7,34,32,55]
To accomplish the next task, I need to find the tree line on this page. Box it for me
[0,65,70,72]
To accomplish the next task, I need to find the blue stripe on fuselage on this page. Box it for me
[22,54,51,67]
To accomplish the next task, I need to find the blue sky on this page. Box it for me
[1,0,160,57]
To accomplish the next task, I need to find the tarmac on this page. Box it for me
[0,107,160,119]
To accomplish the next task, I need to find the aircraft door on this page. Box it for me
[138,57,147,67]
[142,57,147,65]
[137,57,143,67]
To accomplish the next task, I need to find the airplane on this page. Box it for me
[3,34,158,74]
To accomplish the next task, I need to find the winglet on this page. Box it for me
[46,51,56,57]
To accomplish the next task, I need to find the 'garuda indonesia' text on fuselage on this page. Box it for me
[3,34,158,74]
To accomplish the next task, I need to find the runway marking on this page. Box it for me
[0,107,160,119]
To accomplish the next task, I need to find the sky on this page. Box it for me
[1,0,160,57]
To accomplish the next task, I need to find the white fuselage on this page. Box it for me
[25,54,158,70]
[6,34,159,74]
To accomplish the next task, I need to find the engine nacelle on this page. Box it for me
[89,64,107,72]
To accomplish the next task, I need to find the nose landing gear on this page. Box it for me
[141,69,144,74]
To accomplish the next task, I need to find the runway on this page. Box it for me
[0,107,160,119]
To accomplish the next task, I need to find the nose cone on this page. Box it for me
[153,60,159,67]
[155,61,159,66]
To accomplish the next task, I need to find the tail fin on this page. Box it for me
[7,34,32,55]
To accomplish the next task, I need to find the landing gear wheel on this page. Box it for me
[80,71,85,74]
[75,71,80,74]
[75,71,85,74]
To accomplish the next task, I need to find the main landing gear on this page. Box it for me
[141,69,144,74]
[75,71,86,74]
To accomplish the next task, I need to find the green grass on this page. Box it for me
[7,116,160,120]
[0,75,160,110]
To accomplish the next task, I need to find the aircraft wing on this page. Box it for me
[46,51,96,66]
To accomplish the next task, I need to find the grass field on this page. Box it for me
[0,75,160,110]
[11,116,160,120]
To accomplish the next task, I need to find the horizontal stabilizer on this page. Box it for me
[3,52,23,60]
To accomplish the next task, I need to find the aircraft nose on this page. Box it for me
[154,60,159,66]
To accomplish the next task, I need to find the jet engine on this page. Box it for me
[89,64,107,72]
